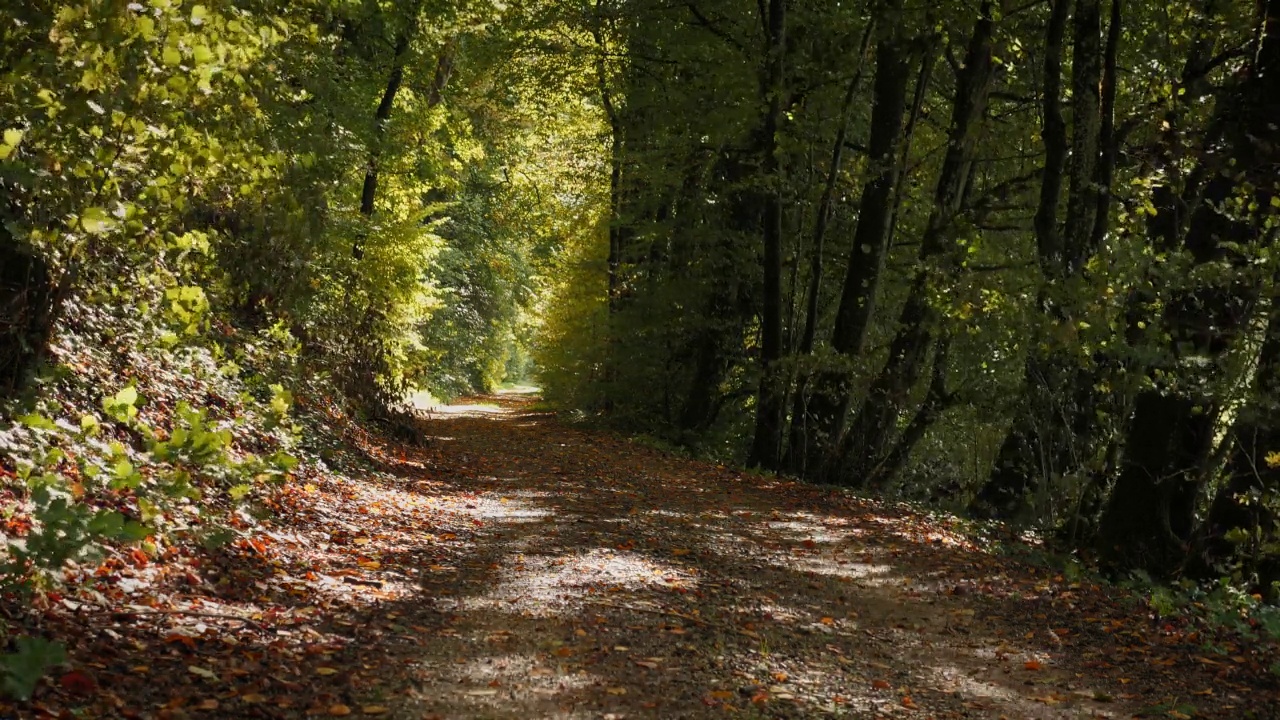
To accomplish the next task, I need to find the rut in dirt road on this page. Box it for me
[323,393,1265,720]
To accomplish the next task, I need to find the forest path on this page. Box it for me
[31,393,1271,720]
[334,393,1254,720]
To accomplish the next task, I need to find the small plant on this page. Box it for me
[0,635,65,701]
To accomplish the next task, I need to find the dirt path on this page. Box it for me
[339,394,1268,719]
[17,393,1276,719]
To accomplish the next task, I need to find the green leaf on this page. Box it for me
[80,414,101,435]
[163,47,182,66]
[190,5,210,24]
[80,206,115,235]
[18,414,57,431]
[0,636,66,701]
[228,483,252,500]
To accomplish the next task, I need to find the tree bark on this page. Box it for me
[749,0,789,469]
[972,0,1103,518]
[792,19,915,476]
[832,0,1002,485]
[1098,0,1280,575]
[784,19,893,473]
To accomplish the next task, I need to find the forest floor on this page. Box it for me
[9,392,1280,719]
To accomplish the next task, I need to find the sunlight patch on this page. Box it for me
[455,548,698,615]
[785,556,893,580]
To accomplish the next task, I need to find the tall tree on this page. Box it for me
[832,0,1004,485]
[748,0,790,468]
[790,4,915,476]
[1097,0,1280,575]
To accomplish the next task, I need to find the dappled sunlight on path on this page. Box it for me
[312,394,1232,720]
[54,393,1267,719]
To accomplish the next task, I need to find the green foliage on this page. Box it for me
[0,636,66,702]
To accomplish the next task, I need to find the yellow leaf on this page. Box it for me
[361,706,389,715]
[316,667,339,676]
[328,705,352,716]
[606,687,627,695]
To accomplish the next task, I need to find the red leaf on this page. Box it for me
[60,670,97,695]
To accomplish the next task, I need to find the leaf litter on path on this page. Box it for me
[7,392,1279,719]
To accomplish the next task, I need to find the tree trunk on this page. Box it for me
[784,19,889,472]
[1098,0,1280,575]
[972,0,1104,518]
[833,0,1002,485]
[592,6,625,313]
[792,20,914,476]
[866,334,952,488]
[0,234,55,397]
[749,0,789,469]
[1194,305,1280,593]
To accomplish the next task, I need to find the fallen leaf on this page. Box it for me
[361,706,389,715]
[606,687,627,695]
[316,667,339,675]
[241,693,267,703]
[1024,660,1043,671]
[872,680,891,690]
[59,670,96,695]
[196,699,219,711]
[188,665,218,681]
[328,704,352,716]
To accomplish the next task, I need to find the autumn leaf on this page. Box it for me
[872,679,891,690]
[1024,660,1043,671]
[328,704,353,716]
[361,706,389,715]
[188,665,218,681]
[59,670,96,695]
